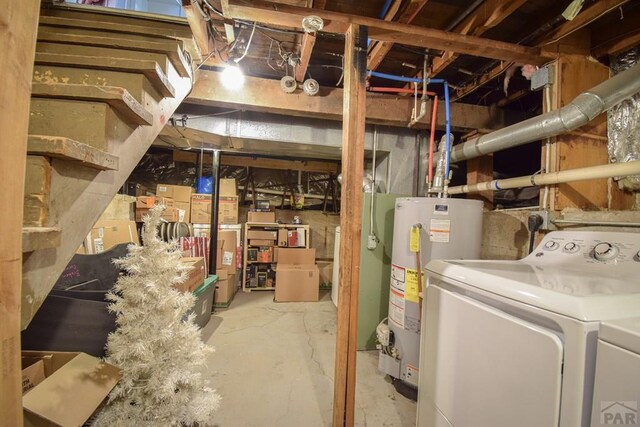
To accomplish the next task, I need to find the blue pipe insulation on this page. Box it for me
[443,81,451,179]
[368,70,422,83]
[368,71,452,177]
[379,0,393,19]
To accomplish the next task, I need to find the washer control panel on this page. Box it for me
[528,231,640,265]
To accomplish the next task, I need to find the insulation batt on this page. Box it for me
[608,46,640,191]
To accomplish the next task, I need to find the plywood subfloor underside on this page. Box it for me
[201,291,416,426]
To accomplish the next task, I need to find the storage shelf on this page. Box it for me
[242,222,310,293]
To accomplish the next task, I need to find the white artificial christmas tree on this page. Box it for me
[95,205,220,426]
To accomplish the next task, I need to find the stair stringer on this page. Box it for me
[21,67,193,329]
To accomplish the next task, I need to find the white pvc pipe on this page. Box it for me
[448,160,640,195]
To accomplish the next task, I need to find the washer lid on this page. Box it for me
[599,317,640,354]
[426,259,640,321]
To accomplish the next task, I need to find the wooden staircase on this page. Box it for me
[20,4,198,328]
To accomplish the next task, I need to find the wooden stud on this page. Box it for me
[295,32,316,83]
[226,0,550,65]
[466,155,494,209]
[220,0,236,44]
[0,1,40,424]
[333,23,367,427]
[548,55,634,210]
[23,156,52,227]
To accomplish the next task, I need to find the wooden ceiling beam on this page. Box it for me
[367,0,429,71]
[226,0,550,65]
[186,70,525,131]
[431,0,528,76]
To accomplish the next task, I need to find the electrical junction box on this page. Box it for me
[531,66,552,91]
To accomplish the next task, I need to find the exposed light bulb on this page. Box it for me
[221,65,245,90]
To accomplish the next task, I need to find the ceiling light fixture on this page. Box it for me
[221,64,245,90]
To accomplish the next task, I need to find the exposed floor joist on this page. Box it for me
[188,70,525,131]
[367,0,429,71]
[454,0,630,100]
[226,0,551,65]
[431,0,528,76]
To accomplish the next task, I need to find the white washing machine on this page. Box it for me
[591,317,640,426]
[417,231,640,427]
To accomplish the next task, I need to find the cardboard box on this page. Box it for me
[21,351,120,426]
[99,194,136,221]
[214,269,236,304]
[178,257,206,293]
[219,196,238,224]
[135,206,185,222]
[191,194,212,224]
[156,184,193,203]
[81,220,139,254]
[249,239,274,246]
[247,230,277,240]
[135,195,174,209]
[218,230,237,273]
[275,248,319,302]
[278,229,288,247]
[219,178,237,197]
[248,211,276,223]
[175,201,191,223]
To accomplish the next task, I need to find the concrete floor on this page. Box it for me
[201,290,416,426]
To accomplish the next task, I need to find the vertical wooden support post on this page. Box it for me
[466,155,494,209]
[333,23,367,427]
[0,1,40,425]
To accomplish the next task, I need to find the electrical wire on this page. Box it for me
[234,21,256,62]
[185,109,242,120]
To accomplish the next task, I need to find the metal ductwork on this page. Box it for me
[433,62,640,165]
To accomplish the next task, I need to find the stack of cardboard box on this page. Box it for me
[134,184,193,222]
[190,178,239,226]
[215,229,239,305]
[77,220,140,254]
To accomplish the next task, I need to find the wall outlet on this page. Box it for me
[530,210,556,231]
[367,234,378,250]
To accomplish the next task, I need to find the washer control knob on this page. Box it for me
[636,250,640,261]
[593,242,619,261]
[563,242,580,253]
[544,240,559,251]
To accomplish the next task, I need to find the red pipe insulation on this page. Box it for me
[369,87,437,97]
[428,96,438,186]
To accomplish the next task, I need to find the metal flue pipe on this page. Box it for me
[448,160,640,195]
[433,62,640,165]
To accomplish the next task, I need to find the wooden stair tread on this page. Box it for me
[23,227,61,252]
[37,31,192,78]
[31,82,153,126]
[35,52,175,98]
[28,135,119,171]
[39,15,193,39]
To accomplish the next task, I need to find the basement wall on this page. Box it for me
[179,111,424,196]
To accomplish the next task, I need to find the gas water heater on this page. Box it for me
[378,197,483,390]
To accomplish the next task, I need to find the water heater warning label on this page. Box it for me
[429,219,451,243]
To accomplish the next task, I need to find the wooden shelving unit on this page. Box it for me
[242,222,310,292]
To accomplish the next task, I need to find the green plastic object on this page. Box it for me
[195,275,218,296]
[357,193,402,350]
